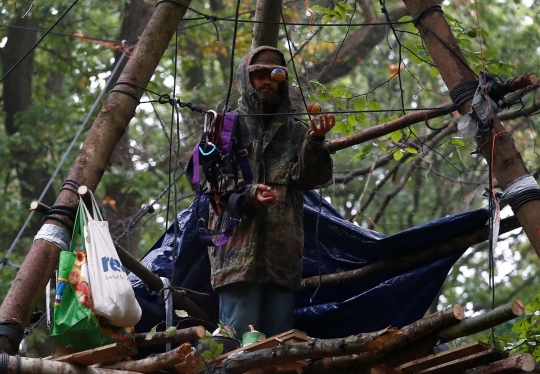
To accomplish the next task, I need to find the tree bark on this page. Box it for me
[402,0,540,256]
[103,343,192,372]
[251,0,283,49]
[301,216,520,290]
[223,305,463,374]
[438,301,525,343]
[1,355,139,374]
[135,326,206,347]
[104,0,155,257]
[303,305,464,373]
[467,354,535,373]
[0,0,193,355]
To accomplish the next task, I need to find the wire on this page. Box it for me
[0,0,80,84]
[223,0,242,112]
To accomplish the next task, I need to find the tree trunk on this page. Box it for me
[103,343,192,372]
[251,0,283,49]
[0,0,193,354]
[1,355,140,374]
[402,0,540,256]
[103,0,155,257]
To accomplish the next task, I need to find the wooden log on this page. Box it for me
[29,201,50,214]
[224,305,463,374]
[415,348,507,373]
[103,342,193,372]
[454,353,535,373]
[398,341,504,373]
[305,305,464,373]
[54,343,136,366]
[438,301,525,343]
[301,216,520,290]
[251,0,283,49]
[0,355,139,374]
[135,326,206,347]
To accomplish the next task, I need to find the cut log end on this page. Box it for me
[521,353,535,371]
[194,325,206,339]
[512,300,525,317]
[29,201,39,210]
[453,304,465,320]
[78,185,89,195]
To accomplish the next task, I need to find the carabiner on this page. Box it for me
[204,110,217,133]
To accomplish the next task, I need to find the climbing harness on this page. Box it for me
[187,111,253,246]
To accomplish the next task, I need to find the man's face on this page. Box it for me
[250,69,282,108]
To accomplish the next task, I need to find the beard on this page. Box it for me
[260,87,284,113]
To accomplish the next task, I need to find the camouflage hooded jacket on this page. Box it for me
[208,46,333,291]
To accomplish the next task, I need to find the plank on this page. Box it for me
[398,341,498,373]
[415,349,508,374]
[54,343,137,366]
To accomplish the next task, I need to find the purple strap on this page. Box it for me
[191,141,201,197]
[214,219,241,247]
[220,113,235,159]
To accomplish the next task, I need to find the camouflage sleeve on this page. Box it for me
[290,130,333,190]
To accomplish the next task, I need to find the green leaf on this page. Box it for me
[318,93,332,102]
[209,338,218,353]
[429,67,440,77]
[450,138,465,147]
[284,10,295,18]
[393,150,404,161]
[145,325,157,340]
[338,1,353,10]
[368,101,381,111]
[405,147,418,154]
[216,343,224,356]
[165,326,177,337]
[322,14,334,24]
[466,28,478,38]
[336,100,346,109]
[201,350,214,360]
[310,5,327,12]
[347,115,358,127]
[175,310,189,318]
[331,86,347,97]
[391,131,403,143]
[353,98,366,111]
[398,15,413,22]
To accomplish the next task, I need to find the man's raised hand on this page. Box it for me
[309,114,336,138]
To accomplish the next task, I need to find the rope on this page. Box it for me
[412,5,444,27]
[0,322,24,354]
[500,174,540,212]
[224,0,241,112]
[449,81,478,106]
[0,0,80,84]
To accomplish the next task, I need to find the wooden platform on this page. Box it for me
[397,341,508,374]
[210,329,312,373]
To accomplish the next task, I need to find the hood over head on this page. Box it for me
[236,46,292,114]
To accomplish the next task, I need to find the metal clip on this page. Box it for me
[204,110,217,133]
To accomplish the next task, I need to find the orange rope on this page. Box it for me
[304,0,314,33]
[72,33,136,57]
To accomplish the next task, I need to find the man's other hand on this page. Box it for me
[256,185,278,207]
[309,114,336,138]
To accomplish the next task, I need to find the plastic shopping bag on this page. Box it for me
[50,206,135,350]
[81,191,142,327]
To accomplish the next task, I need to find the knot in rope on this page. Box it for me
[413,5,444,27]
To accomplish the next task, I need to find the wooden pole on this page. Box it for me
[402,0,540,256]
[1,355,140,374]
[251,0,283,49]
[0,0,193,354]
[305,305,464,373]
[135,326,206,347]
[466,354,535,373]
[103,343,193,372]
[438,300,525,343]
[301,216,520,290]
[224,305,464,374]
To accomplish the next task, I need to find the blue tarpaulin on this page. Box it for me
[129,191,488,341]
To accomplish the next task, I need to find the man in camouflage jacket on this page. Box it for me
[208,46,335,338]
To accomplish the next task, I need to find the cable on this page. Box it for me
[0,52,127,274]
[0,0,80,84]
[223,0,242,112]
